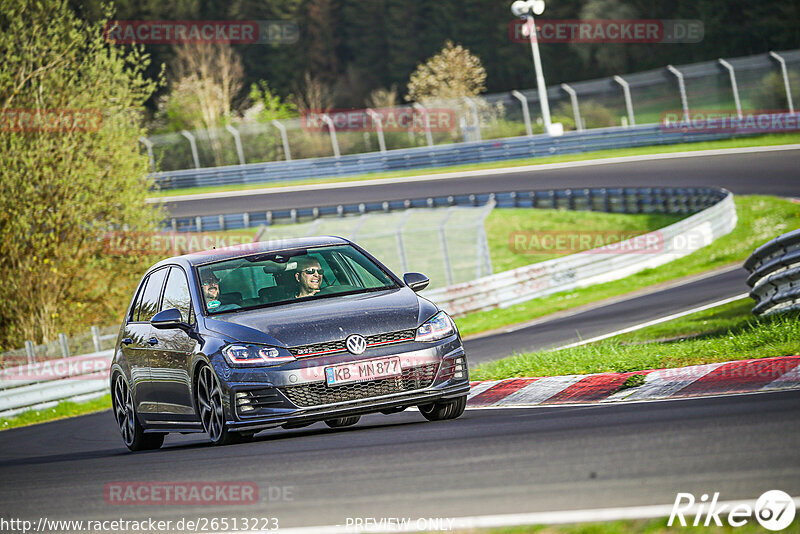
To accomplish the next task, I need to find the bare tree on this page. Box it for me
[292,72,334,115]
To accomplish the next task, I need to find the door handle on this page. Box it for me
[121,338,133,345]
[147,337,159,346]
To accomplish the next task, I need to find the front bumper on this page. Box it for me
[220,335,469,432]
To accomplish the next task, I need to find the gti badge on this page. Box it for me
[346,334,367,355]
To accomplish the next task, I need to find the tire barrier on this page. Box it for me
[745,228,800,315]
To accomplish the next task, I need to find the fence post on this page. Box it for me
[366,109,387,153]
[225,124,246,165]
[58,333,70,358]
[91,326,102,353]
[666,65,690,122]
[412,103,434,147]
[462,97,482,141]
[718,58,743,119]
[271,120,292,161]
[139,137,156,172]
[511,90,533,136]
[180,130,201,169]
[438,209,455,286]
[395,210,413,273]
[25,340,35,365]
[560,83,583,131]
[769,51,795,113]
[613,75,636,127]
[320,114,341,159]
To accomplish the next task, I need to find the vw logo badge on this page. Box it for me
[346,334,367,355]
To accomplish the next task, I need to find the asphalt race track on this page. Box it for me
[2,149,798,530]
[464,266,748,365]
[162,148,800,217]
[1,391,798,528]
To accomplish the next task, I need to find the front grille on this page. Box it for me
[235,387,284,417]
[289,329,416,357]
[280,362,439,407]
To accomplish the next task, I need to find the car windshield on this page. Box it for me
[197,244,398,314]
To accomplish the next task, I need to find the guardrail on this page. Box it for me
[424,188,736,316]
[153,113,800,192]
[0,351,112,418]
[745,228,800,315]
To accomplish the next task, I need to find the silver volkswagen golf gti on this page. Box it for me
[110,236,470,450]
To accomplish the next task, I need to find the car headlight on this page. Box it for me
[222,344,295,366]
[415,311,456,342]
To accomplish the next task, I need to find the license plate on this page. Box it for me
[325,357,402,386]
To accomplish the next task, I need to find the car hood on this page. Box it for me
[205,287,428,347]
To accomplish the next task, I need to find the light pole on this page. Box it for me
[511,0,552,135]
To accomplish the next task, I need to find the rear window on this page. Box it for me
[196,245,397,314]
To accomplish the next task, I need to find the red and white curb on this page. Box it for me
[466,355,800,408]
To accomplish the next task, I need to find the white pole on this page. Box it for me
[321,114,341,158]
[718,58,743,119]
[462,97,482,141]
[180,130,201,169]
[271,120,292,161]
[523,15,552,134]
[769,51,795,113]
[613,75,636,127]
[139,136,156,172]
[560,83,583,131]
[666,65,690,122]
[225,124,246,165]
[366,108,387,152]
[412,103,434,146]
[511,90,533,136]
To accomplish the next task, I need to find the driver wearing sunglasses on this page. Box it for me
[294,256,324,298]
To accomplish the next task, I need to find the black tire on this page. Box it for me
[113,374,164,451]
[325,415,360,428]
[196,364,239,445]
[419,395,467,422]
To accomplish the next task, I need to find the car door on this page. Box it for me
[123,268,168,416]
[149,266,198,420]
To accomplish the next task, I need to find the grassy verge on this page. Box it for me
[469,516,799,533]
[149,132,800,199]
[470,298,800,380]
[456,195,800,337]
[0,394,111,431]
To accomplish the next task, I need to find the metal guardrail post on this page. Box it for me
[718,58,743,119]
[462,97,481,141]
[139,137,156,172]
[438,209,455,286]
[511,90,533,136]
[560,84,583,131]
[24,340,35,365]
[395,210,413,273]
[225,124,246,165]
[366,109,387,153]
[58,333,70,358]
[271,120,292,161]
[666,65,690,122]
[412,103,434,147]
[320,114,341,159]
[180,130,201,169]
[769,51,796,113]
[613,75,636,127]
[91,326,102,353]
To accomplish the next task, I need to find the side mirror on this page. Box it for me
[403,272,430,292]
[151,308,190,330]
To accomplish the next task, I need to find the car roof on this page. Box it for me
[148,235,351,273]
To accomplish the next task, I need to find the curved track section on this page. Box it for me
[163,149,799,218]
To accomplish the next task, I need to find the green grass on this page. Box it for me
[470,516,800,533]
[456,195,800,337]
[149,132,800,199]
[485,209,682,273]
[0,394,111,431]
[470,299,800,381]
